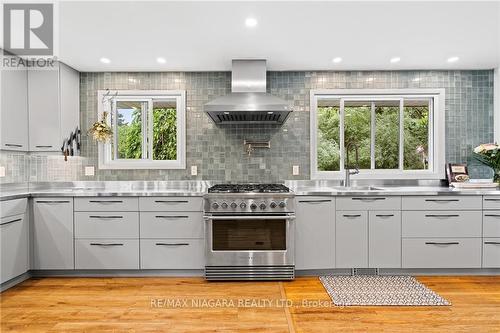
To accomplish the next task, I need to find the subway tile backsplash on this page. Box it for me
[0,70,494,184]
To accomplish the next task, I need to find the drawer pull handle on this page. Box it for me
[35,145,53,148]
[155,215,189,219]
[36,200,70,203]
[88,200,123,203]
[425,214,459,218]
[484,242,500,245]
[352,197,386,201]
[0,218,22,226]
[155,243,189,246]
[90,243,124,246]
[484,214,500,217]
[343,214,362,218]
[424,199,459,202]
[484,198,500,201]
[5,143,23,147]
[154,200,189,203]
[298,200,332,203]
[425,242,459,245]
[375,214,394,217]
[89,215,123,219]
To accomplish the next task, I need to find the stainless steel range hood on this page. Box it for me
[204,60,292,124]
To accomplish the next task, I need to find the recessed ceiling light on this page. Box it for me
[390,57,401,63]
[245,17,258,28]
[412,77,421,82]
[366,77,374,82]
[100,57,110,64]
[156,57,166,64]
[332,57,342,63]
[447,56,459,63]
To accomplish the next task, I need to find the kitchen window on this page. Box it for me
[310,89,445,179]
[97,90,186,169]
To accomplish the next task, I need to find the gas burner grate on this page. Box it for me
[208,184,290,193]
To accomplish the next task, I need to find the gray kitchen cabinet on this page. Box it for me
[32,198,74,269]
[74,212,139,239]
[139,197,203,212]
[336,196,401,211]
[140,212,203,238]
[295,197,335,270]
[74,197,139,212]
[482,238,500,268]
[402,211,482,238]
[140,239,204,269]
[483,211,500,237]
[1,214,28,283]
[28,62,79,152]
[368,211,401,268]
[401,196,481,211]
[336,211,368,268]
[1,65,29,151]
[75,239,139,269]
[483,197,500,210]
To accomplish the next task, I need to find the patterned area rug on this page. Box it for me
[319,275,451,306]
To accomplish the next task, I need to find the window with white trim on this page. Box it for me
[310,89,445,179]
[97,90,186,169]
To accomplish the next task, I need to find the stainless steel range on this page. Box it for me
[204,184,295,280]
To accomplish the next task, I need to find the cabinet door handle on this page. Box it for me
[90,243,124,246]
[36,200,70,203]
[484,214,500,217]
[425,199,459,202]
[375,214,394,217]
[88,200,124,203]
[5,143,23,147]
[425,242,459,245]
[0,218,22,226]
[484,198,500,201]
[89,215,123,219]
[154,200,189,203]
[342,214,362,218]
[351,197,386,201]
[155,215,189,219]
[155,243,189,246]
[35,145,53,148]
[484,241,500,245]
[425,214,460,218]
[298,199,332,203]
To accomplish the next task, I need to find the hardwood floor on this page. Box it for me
[1,276,499,332]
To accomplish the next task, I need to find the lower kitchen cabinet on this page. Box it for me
[295,197,335,270]
[1,214,28,283]
[336,211,368,268]
[33,198,74,269]
[483,239,500,268]
[402,238,482,268]
[140,239,204,269]
[368,211,401,268]
[75,239,139,269]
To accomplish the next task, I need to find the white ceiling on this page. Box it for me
[56,1,500,72]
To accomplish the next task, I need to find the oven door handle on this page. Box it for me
[204,215,294,221]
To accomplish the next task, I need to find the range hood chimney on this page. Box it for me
[204,60,292,124]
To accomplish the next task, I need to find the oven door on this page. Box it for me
[204,215,295,267]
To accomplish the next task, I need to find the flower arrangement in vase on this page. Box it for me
[88,112,113,143]
[473,143,500,183]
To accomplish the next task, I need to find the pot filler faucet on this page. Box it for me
[344,142,360,187]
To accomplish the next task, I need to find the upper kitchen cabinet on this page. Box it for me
[1,64,29,151]
[28,62,80,152]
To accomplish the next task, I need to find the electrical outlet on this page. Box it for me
[84,166,95,176]
[191,165,198,176]
[292,165,300,176]
[0,166,5,177]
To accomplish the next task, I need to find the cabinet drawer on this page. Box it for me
[336,211,368,268]
[1,214,28,283]
[140,212,203,238]
[484,211,500,237]
[336,196,400,210]
[402,211,481,238]
[75,239,139,269]
[402,196,481,210]
[0,198,27,218]
[74,197,138,212]
[402,238,481,268]
[75,212,139,238]
[483,238,500,268]
[139,197,203,212]
[483,197,500,210]
[140,239,204,269]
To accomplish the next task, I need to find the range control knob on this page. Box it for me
[259,203,267,210]
[250,203,258,210]
[240,202,247,209]
[230,202,237,209]
[212,202,219,209]
[279,201,286,208]
[269,202,277,209]
[221,202,228,209]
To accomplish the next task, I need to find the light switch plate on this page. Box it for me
[0,166,5,177]
[84,166,95,176]
[191,165,198,176]
[292,165,300,176]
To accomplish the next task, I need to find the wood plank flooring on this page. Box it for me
[1,276,499,332]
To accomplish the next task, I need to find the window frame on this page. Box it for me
[310,89,445,180]
[97,90,186,170]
